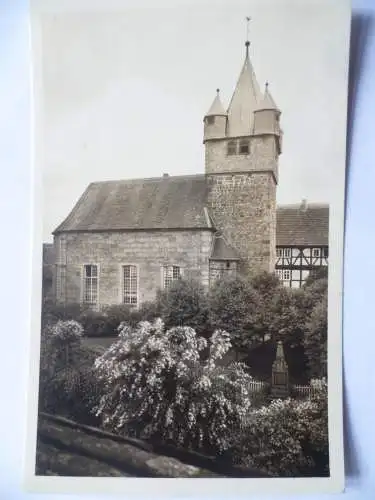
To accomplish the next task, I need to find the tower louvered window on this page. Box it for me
[239,139,250,154]
[122,265,138,306]
[83,264,98,305]
[227,140,236,155]
[162,265,181,289]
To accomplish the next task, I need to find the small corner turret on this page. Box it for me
[253,82,282,154]
[203,89,227,142]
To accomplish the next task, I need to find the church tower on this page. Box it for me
[204,38,282,274]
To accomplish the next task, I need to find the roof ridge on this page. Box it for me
[89,173,206,186]
[277,203,329,209]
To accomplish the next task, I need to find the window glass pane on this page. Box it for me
[123,265,138,306]
[239,139,249,154]
[227,141,236,155]
[83,265,98,305]
[163,265,181,289]
[283,269,290,280]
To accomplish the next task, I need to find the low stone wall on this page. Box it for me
[36,413,270,478]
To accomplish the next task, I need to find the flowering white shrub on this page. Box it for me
[51,319,84,342]
[94,319,253,453]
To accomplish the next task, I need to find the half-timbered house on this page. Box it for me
[275,201,329,288]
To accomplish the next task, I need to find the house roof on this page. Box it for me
[276,203,329,246]
[54,174,212,234]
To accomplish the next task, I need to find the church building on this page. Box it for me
[50,38,328,309]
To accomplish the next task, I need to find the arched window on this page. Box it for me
[239,139,250,155]
[227,140,236,155]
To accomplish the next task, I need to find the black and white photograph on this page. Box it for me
[25,0,350,494]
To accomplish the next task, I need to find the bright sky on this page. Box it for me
[36,0,350,242]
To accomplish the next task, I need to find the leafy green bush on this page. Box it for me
[94,319,253,455]
[208,272,302,349]
[208,275,261,349]
[156,279,211,338]
[38,320,102,426]
[303,294,328,379]
[229,380,329,477]
[41,300,84,329]
[77,309,109,337]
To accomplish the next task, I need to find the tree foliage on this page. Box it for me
[156,279,211,338]
[303,292,328,379]
[208,272,308,350]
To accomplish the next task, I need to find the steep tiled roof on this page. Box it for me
[210,234,240,261]
[54,175,211,234]
[205,90,227,117]
[227,43,262,137]
[276,204,329,246]
[256,83,279,111]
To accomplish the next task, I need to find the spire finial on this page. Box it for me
[216,88,220,94]
[245,16,251,55]
[265,81,269,91]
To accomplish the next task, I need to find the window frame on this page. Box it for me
[81,263,100,307]
[312,248,321,258]
[239,138,250,155]
[282,269,291,280]
[161,265,182,290]
[120,263,139,307]
[206,115,215,125]
[227,140,237,156]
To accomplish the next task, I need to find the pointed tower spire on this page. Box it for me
[258,81,279,111]
[227,21,262,137]
[205,89,227,117]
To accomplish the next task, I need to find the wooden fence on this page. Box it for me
[247,379,324,400]
[248,380,268,393]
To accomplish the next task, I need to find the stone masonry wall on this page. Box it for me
[209,260,238,287]
[205,135,278,177]
[54,230,213,307]
[205,133,278,274]
[207,172,276,274]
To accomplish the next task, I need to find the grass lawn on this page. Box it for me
[82,336,118,352]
